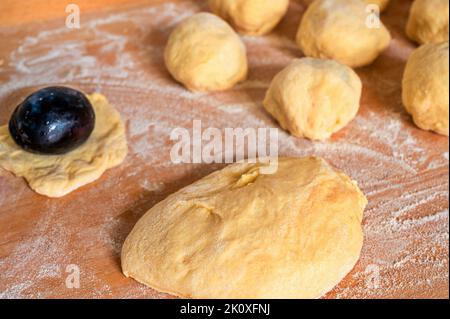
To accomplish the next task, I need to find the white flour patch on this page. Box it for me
[0,281,33,299]
[140,179,165,192]
[37,264,61,279]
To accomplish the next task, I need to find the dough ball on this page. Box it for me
[122,157,367,299]
[208,0,289,35]
[406,0,449,44]
[0,93,128,198]
[303,0,390,11]
[263,58,362,140]
[164,12,248,92]
[296,0,392,68]
[402,42,449,136]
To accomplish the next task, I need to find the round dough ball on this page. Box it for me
[402,42,449,136]
[122,157,367,299]
[208,0,289,35]
[296,0,392,68]
[263,58,362,140]
[164,12,248,92]
[303,0,390,12]
[406,0,449,44]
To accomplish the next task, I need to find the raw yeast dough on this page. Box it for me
[0,93,128,198]
[122,157,367,299]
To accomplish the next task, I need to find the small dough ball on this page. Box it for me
[263,58,362,140]
[406,0,449,44]
[164,13,248,92]
[122,157,367,299]
[304,0,390,12]
[208,0,289,35]
[297,0,392,68]
[402,42,449,136]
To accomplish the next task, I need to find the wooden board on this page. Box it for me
[0,0,448,299]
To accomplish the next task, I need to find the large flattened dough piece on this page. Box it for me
[0,93,128,198]
[122,157,367,299]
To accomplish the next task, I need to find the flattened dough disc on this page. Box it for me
[0,93,128,198]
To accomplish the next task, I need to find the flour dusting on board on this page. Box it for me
[0,0,448,298]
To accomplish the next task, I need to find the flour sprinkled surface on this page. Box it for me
[0,0,448,298]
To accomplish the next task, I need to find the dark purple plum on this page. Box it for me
[9,86,95,155]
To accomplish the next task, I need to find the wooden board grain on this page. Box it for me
[0,0,153,27]
[0,0,448,299]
